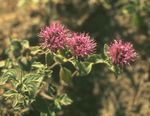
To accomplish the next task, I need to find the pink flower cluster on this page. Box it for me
[39,22,68,52]
[107,39,137,66]
[39,22,136,64]
[39,22,96,57]
[67,33,96,57]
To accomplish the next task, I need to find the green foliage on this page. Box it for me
[0,38,122,115]
[73,61,93,76]
[59,67,72,86]
[0,66,46,111]
[54,93,72,111]
[30,46,42,55]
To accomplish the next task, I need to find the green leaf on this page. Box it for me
[105,61,121,76]
[54,54,67,64]
[21,73,44,97]
[30,46,42,55]
[3,90,27,109]
[12,93,24,108]
[54,94,72,111]
[59,67,72,85]
[21,40,30,48]
[32,62,44,68]
[74,61,93,76]
[2,69,16,79]
[58,94,72,106]
[86,54,105,64]
[0,69,17,86]
[3,90,18,98]
[54,99,61,110]
[0,76,9,85]
[82,62,93,75]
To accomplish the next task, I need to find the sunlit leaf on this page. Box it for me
[32,62,44,68]
[58,94,72,106]
[22,73,44,97]
[54,55,67,64]
[74,61,93,76]
[30,46,42,55]
[86,54,105,64]
[59,67,72,85]
[21,40,30,48]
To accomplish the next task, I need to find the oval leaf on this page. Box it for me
[59,67,72,86]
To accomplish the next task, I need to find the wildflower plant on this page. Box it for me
[66,33,96,57]
[0,22,137,115]
[107,39,137,66]
[39,22,68,52]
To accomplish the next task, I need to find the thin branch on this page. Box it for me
[49,62,59,69]
[39,91,54,100]
[72,70,78,77]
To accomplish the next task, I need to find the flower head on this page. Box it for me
[107,39,137,66]
[67,33,96,57]
[39,22,68,52]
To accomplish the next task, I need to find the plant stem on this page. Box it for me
[72,70,78,77]
[49,62,59,69]
[39,91,54,100]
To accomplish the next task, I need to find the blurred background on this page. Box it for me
[0,0,150,116]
